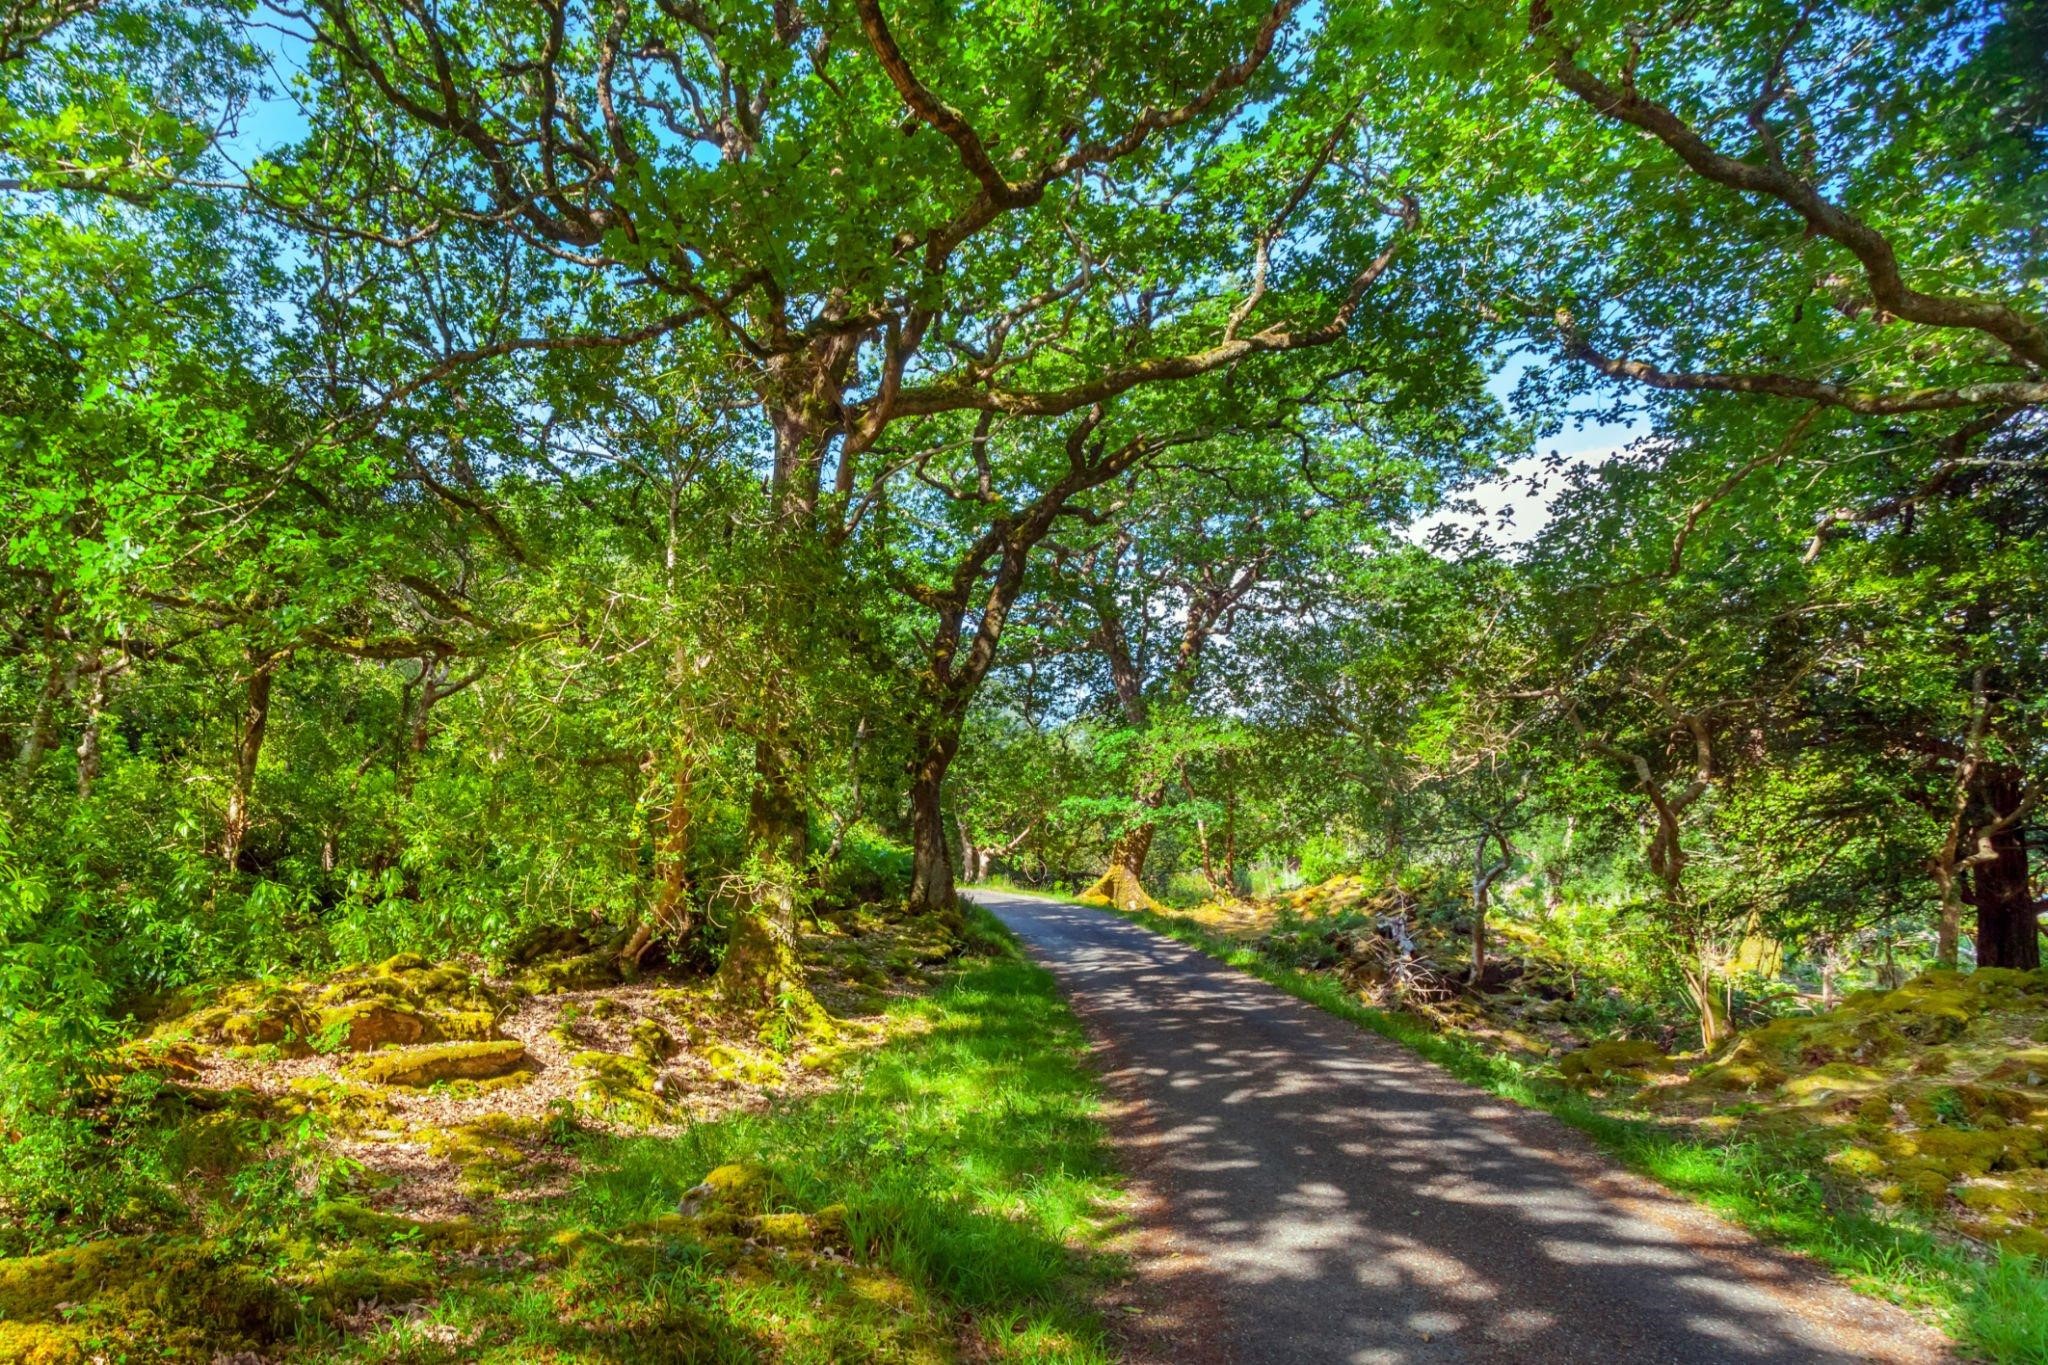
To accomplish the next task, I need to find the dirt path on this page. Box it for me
[970,889,1958,1365]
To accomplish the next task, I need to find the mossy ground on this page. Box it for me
[1031,879,2048,1364]
[0,910,1122,1362]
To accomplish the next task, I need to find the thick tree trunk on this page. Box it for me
[1969,768,2037,968]
[906,727,963,929]
[720,735,829,1029]
[221,655,277,868]
[1082,822,1161,911]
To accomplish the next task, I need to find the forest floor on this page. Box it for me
[1039,876,2048,1362]
[0,909,1128,1363]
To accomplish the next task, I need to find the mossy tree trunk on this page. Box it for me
[1680,952,1734,1050]
[719,734,825,1026]
[1082,825,1165,911]
[625,742,697,967]
[75,646,109,799]
[907,723,963,928]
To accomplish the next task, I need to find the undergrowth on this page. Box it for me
[1043,890,2048,1364]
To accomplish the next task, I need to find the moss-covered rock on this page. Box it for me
[703,1042,782,1086]
[108,1037,205,1082]
[310,1200,489,1249]
[678,1161,776,1217]
[521,951,624,995]
[292,1245,439,1316]
[0,1321,90,1365]
[1957,1181,2048,1219]
[342,1039,529,1087]
[1780,1062,1887,1104]
[1893,1127,2006,1177]
[317,998,432,1051]
[0,1237,293,1346]
[748,1211,816,1248]
[629,1018,677,1065]
[572,1050,664,1122]
[1557,1038,1664,1085]
[1826,1145,1887,1179]
[1688,1051,1787,1093]
[280,1076,397,1134]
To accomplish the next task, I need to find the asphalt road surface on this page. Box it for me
[969,889,1956,1365]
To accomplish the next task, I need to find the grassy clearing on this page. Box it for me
[0,911,1126,1364]
[979,885,2048,1364]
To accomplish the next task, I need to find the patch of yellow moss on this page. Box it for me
[421,1114,542,1195]
[629,1018,677,1064]
[703,1042,783,1086]
[0,1237,293,1352]
[572,1050,666,1123]
[342,1039,529,1087]
[279,1075,398,1134]
[684,1161,776,1215]
[0,1321,89,1365]
[150,956,509,1066]
[316,998,431,1051]
[311,1200,490,1249]
[520,951,624,995]
[1558,1039,1665,1086]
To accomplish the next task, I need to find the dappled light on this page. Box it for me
[980,891,1953,1363]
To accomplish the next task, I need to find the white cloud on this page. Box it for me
[1408,434,1632,551]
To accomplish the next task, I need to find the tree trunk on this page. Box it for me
[1933,864,1964,970]
[1470,877,1490,989]
[1969,767,2038,969]
[221,654,277,868]
[75,649,108,799]
[955,813,988,886]
[719,735,827,1024]
[1468,830,1512,990]
[1082,823,1160,911]
[1681,954,1734,1050]
[15,649,71,776]
[1221,790,1241,895]
[626,744,697,966]
[906,724,967,930]
[1193,810,1225,898]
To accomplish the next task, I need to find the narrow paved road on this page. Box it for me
[970,889,1955,1365]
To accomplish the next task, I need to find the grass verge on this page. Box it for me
[987,886,2047,1364]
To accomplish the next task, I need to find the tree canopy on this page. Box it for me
[1,0,2042,1243]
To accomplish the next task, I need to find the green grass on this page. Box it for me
[0,910,1125,1363]
[986,886,2048,1364]
[293,910,1125,1363]
[395,911,1114,1362]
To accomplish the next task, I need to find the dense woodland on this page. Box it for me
[2,0,2044,1297]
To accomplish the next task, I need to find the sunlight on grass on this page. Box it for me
[310,910,1122,1363]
